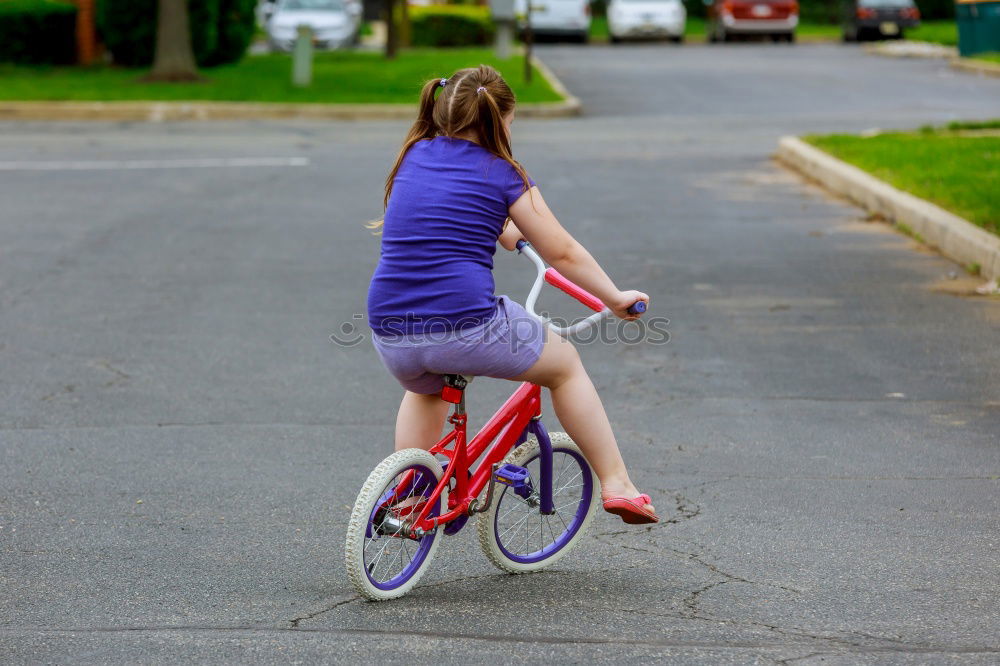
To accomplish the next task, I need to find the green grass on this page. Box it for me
[590,15,610,40]
[944,118,1000,131]
[797,18,954,43]
[0,48,562,104]
[589,15,706,42]
[806,131,1000,235]
[796,22,841,40]
[906,20,956,46]
[970,52,1000,64]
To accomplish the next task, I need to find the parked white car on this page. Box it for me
[515,0,591,42]
[265,0,361,51]
[607,0,686,42]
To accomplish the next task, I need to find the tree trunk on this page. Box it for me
[74,0,98,65]
[400,0,410,48]
[145,0,201,81]
[384,0,398,59]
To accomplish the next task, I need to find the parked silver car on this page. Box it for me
[515,0,592,42]
[608,0,686,43]
[264,0,361,51]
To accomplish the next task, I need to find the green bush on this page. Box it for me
[914,0,954,20]
[0,0,77,64]
[411,5,494,47]
[188,0,221,64]
[97,0,253,68]
[682,0,705,20]
[205,0,256,66]
[98,0,156,67]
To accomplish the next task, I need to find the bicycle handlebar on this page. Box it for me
[515,240,646,337]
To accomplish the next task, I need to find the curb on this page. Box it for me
[950,57,1000,78]
[863,41,956,59]
[0,58,580,122]
[528,55,582,117]
[776,136,1000,281]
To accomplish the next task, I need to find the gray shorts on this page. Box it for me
[371,296,547,395]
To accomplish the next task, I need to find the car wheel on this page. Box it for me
[671,34,683,44]
[895,29,905,40]
[785,32,795,43]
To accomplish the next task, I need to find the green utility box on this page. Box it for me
[956,0,1000,57]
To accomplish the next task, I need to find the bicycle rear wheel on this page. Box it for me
[477,432,598,574]
[345,448,446,600]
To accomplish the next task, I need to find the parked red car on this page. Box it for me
[707,0,799,42]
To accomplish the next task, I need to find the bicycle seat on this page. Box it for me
[443,374,474,389]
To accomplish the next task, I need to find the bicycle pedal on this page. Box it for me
[494,464,533,499]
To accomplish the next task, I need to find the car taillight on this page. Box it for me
[790,0,799,14]
[856,7,875,18]
[722,0,734,13]
[902,7,919,18]
[584,3,591,15]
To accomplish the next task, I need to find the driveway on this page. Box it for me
[1,44,998,663]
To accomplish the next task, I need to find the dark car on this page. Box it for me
[706,0,799,43]
[842,0,920,41]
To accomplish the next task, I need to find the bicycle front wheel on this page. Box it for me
[345,448,446,601]
[477,432,598,574]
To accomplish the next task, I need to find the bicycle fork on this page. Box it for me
[474,419,556,516]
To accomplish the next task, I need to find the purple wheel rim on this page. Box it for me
[493,447,593,564]
[363,464,441,591]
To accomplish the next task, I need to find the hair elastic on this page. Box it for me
[476,86,486,95]
[439,78,448,87]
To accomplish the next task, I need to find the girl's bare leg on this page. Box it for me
[395,390,451,451]
[511,333,654,513]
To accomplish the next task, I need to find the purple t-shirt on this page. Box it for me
[367,137,533,336]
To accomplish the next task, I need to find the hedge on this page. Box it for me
[97,0,254,68]
[0,0,77,64]
[205,0,256,66]
[411,5,494,47]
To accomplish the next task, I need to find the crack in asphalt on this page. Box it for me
[773,651,833,665]
[589,488,937,660]
[285,570,515,628]
[287,595,359,628]
[2,626,998,656]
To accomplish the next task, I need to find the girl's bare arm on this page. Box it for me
[507,187,648,319]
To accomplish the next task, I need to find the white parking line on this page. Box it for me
[0,157,310,171]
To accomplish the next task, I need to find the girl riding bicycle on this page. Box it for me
[367,64,658,526]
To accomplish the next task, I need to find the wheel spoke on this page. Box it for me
[491,448,591,558]
[367,535,394,580]
[363,469,436,583]
[553,470,583,496]
[498,508,534,541]
[555,506,569,533]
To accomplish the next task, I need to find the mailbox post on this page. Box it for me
[292,25,314,87]
[490,0,517,60]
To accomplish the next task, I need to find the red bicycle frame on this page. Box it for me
[408,380,544,534]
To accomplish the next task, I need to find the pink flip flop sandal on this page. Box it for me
[602,493,659,525]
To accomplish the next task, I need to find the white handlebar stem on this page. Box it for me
[518,243,612,337]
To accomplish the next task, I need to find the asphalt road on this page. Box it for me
[2,44,999,664]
